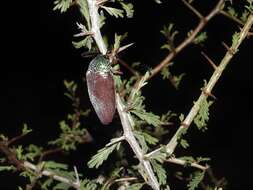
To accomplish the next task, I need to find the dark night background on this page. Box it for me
[1,0,252,189]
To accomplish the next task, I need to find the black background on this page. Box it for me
[1,0,252,189]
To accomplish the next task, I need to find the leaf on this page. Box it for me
[78,0,91,30]
[72,36,93,50]
[22,123,32,135]
[172,73,186,89]
[160,23,178,51]
[134,132,149,153]
[227,6,238,18]
[101,6,124,18]
[187,171,205,190]
[127,183,144,190]
[180,139,190,149]
[161,66,171,79]
[25,144,43,161]
[148,147,167,163]
[131,110,162,127]
[18,187,23,190]
[0,165,15,172]
[232,32,240,47]
[194,98,213,131]
[44,161,68,170]
[41,178,54,190]
[151,160,167,185]
[196,157,211,163]
[179,113,185,122]
[88,139,121,168]
[240,10,249,23]
[193,32,207,45]
[120,2,134,18]
[53,182,71,190]
[80,179,98,190]
[53,0,73,13]
[16,145,24,160]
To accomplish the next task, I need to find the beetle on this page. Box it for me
[86,55,115,125]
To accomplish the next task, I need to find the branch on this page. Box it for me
[116,94,160,190]
[219,10,245,26]
[86,1,160,189]
[148,0,224,79]
[87,0,107,54]
[162,13,253,156]
[0,141,81,190]
[165,157,209,171]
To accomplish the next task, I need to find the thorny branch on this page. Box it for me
[0,141,81,190]
[86,0,160,189]
[147,13,253,157]
[148,0,225,80]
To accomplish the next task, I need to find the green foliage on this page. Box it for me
[49,120,88,151]
[88,138,122,168]
[161,23,178,51]
[134,131,158,153]
[227,6,238,18]
[245,0,253,12]
[161,66,171,80]
[78,0,91,30]
[120,2,134,18]
[0,165,15,172]
[101,6,124,18]
[232,32,240,47]
[25,144,43,161]
[53,0,73,13]
[22,123,32,135]
[187,171,205,190]
[80,179,98,190]
[151,160,167,185]
[240,10,250,22]
[127,183,144,190]
[194,98,213,131]
[148,147,167,163]
[72,36,93,50]
[193,32,208,45]
[177,128,189,149]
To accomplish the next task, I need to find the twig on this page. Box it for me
[114,177,138,183]
[165,157,209,171]
[181,0,204,19]
[0,141,81,190]
[8,133,29,146]
[220,10,245,26]
[86,1,160,189]
[148,0,224,79]
[201,51,218,70]
[163,13,253,156]
[118,58,140,77]
[87,0,107,55]
[116,94,160,190]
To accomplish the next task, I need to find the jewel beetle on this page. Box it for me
[86,55,115,125]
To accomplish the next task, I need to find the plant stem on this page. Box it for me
[165,13,253,155]
[87,0,107,55]
[0,141,81,190]
[116,94,160,190]
[148,0,224,79]
[165,157,209,171]
[86,1,160,189]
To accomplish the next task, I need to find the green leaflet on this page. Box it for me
[88,138,122,168]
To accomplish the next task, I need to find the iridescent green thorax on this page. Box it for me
[88,55,111,74]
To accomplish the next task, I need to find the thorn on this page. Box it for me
[117,43,135,53]
[201,51,218,70]
[202,88,217,100]
[221,41,236,55]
